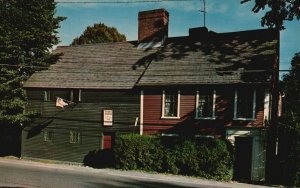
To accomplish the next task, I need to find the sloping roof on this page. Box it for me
[137,29,279,86]
[23,42,157,89]
[24,28,279,89]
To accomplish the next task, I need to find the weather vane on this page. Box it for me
[199,0,206,27]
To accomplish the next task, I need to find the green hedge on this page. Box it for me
[114,134,233,181]
[114,134,164,171]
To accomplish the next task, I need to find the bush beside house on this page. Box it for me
[113,134,234,181]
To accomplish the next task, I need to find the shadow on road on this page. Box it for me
[83,179,226,188]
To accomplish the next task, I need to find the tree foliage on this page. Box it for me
[0,0,65,126]
[279,53,300,186]
[71,23,126,45]
[241,0,300,30]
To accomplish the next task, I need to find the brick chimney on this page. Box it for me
[138,9,169,48]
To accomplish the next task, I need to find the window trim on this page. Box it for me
[233,89,256,121]
[43,131,53,142]
[69,131,81,144]
[79,89,82,102]
[161,90,180,119]
[70,90,74,101]
[70,89,82,102]
[195,90,216,120]
[44,90,53,101]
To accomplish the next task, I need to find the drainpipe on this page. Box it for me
[140,90,144,135]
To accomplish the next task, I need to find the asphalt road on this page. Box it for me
[0,158,271,188]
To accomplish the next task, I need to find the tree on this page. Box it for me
[242,0,299,184]
[278,53,300,186]
[241,0,300,30]
[0,0,65,155]
[71,23,126,45]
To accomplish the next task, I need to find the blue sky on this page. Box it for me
[55,0,300,73]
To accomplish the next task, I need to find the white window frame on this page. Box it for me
[161,90,180,119]
[263,88,270,124]
[195,90,216,120]
[234,89,256,121]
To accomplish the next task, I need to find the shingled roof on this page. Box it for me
[23,41,157,89]
[137,28,279,86]
[23,28,279,89]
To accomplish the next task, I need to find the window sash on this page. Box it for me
[234,89,256,120]
[44,91,53,101]
[162,90,180,118]
[44,90,75,102]
[196,90,216,119]
[70,131,81,144]
[70,89,82,102]
[43,131,53,142]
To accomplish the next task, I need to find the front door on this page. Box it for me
[102,132,114,150]
[234,136,253,182]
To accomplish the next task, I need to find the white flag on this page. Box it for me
[56,97,68,108]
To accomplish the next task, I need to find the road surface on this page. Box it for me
[0,158,271,188]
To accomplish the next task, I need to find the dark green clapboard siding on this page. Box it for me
[82,91,138,103]
[22,128,100,163]
[22,89,140,163]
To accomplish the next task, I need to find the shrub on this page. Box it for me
[114,133,163,171]
[113,134,234,181]
[83,149,114,168]
[161,137,233,181]
[196,138,234,181]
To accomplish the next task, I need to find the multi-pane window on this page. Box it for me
[70,89,82,102]
[196,90,216,119]
[69,131,81,144]
[234,89,256,120]
[43,131,53,142]
[162,90,180,118]
[44,90,73,102]
[44,91,54,101]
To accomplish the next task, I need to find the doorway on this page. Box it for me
[102,132,115,150]
[234,136,253,182]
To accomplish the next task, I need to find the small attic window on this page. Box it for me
[70,89,82,102]
[44,91,54,101]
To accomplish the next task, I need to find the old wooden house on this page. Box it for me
[22,9,279,182]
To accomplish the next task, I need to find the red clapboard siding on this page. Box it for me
[143,87,266,135]
[143,92,195,126]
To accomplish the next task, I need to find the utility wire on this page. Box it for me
[55,0,192,3]
[0,63,293,72]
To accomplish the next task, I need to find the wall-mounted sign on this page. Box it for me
[103,109,113,126]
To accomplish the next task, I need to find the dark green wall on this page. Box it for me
[22,89,140,163]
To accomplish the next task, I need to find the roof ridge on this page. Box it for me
[68,40,137,47]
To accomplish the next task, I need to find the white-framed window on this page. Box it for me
[43,131,53,142]
[69,131,81,144]
[161,90,180,119]
[70,89,82,102]
[234,89,256,120]
[195,90,216,119]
